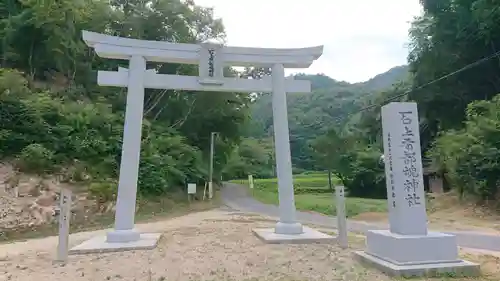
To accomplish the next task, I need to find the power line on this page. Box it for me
[303,49,500,130]
[336,5,500,122]
[301,47,499,129]
[347,48,500,118]
[301,4,500,130]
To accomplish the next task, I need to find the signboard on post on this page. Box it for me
[187,183,196,202]
[188,183,197,194]
[56,188,72,263]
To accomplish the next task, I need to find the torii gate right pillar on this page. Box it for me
[271,63,302,234]
[251,63,336,243]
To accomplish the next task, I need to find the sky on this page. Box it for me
[193,0,423,83]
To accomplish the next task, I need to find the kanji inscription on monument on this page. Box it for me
[381,102,427,235]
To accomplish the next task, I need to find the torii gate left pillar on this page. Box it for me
[70,31,334,254]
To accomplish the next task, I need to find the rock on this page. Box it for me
[18,177,39,196]
[41,179,58,192]
[35,194,55,207]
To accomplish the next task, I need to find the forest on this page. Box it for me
[0,0,253,198]
[1,0,500,208]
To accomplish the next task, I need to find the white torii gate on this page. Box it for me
[70,31,331,253]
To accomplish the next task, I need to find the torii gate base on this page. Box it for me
[70,233,161,254]
[252,227,335,244]
[69,31,334,254]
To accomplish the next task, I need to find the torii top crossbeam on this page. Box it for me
[82,31,323,68]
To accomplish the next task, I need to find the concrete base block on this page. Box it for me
[70,233,162,254]
[355,251,480,278]
[356,229,480,277]
[252,226,335,244]
[366,230,459,265]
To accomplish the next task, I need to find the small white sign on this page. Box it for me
[56,188,72,263]
[187,183,197,194]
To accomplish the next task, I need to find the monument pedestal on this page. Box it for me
[355,228,479,277]
[365,230,459,264]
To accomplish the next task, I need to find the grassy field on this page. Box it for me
[231,172,387,217]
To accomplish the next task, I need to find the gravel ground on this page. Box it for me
[0,210,498,281]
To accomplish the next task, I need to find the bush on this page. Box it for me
[340,146,386,199]
[59,160,92,183]
[137,132,205,195]
[88,181,118,204]
[16,144,56,174]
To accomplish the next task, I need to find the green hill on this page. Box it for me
[244,65,409,169]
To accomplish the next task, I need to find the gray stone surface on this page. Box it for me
[221,183,500,252]
[365,230,459,265]
[70,233,162,254]
[253,226,335,244]
[355,251,480,278]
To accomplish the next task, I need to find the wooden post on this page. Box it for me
[336,186,348,249]
[248,174,254,189]
[202,182,208,200]
[56,188,72,263]
[327,169,333,191]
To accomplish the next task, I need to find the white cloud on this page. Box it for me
[194,0,422,82]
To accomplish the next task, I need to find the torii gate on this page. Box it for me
[70,31,331,253]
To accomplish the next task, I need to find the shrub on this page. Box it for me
[88,180,118,204]
[428,95,500,202]
[16,144,56,174]
[342,146,386,199]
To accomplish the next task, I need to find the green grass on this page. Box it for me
[230,173,387,217]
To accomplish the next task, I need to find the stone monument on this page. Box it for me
[355,102,479,277]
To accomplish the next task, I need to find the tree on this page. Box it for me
[0,0,253,196]
[310,129,386,198]
[310,129,348,190]
[428,94,500,202]
[408,0,500,141]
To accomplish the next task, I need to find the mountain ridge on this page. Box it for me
[294,64,409,92]
[246,64,410,168]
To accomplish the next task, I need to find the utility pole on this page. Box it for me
[208,132,218,199]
